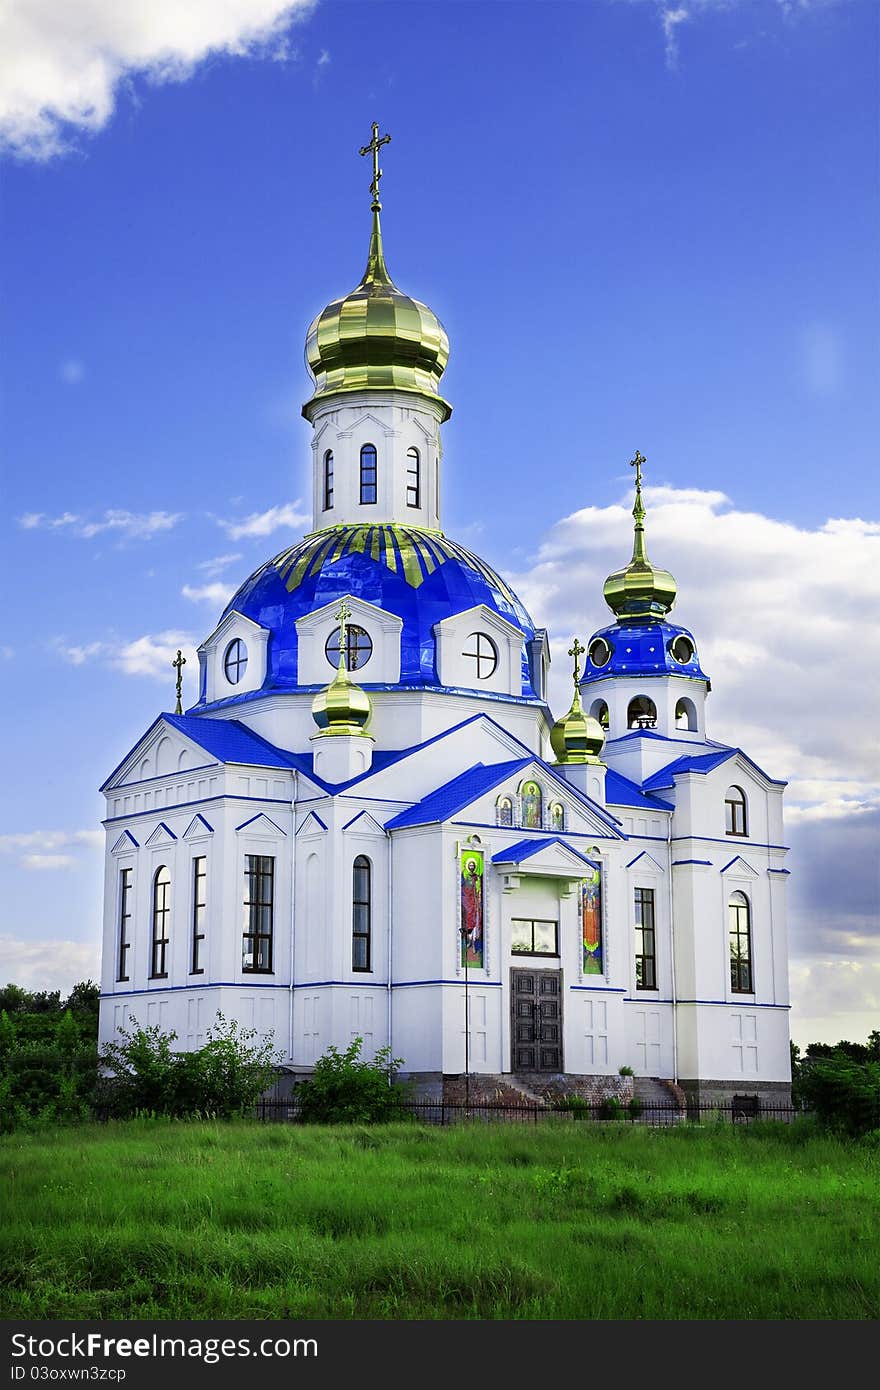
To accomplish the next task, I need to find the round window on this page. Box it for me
[325,624,373,672]
[669,634,695,664]
[223,638,248,685]
[462,632,498,680]
[588,636,612,668]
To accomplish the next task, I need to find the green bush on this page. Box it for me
[296,1036,409,1124]
[796,1054,880,1138]
[599,1095,624,1121]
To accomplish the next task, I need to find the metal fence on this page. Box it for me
[254,1097,804,1127]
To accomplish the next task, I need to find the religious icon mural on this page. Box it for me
[496,796,513,827]
[521,781,543,829]
[580,865,603,975]
[460,849,484,968]
[550,801,565,831]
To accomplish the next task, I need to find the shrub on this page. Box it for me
[297,1036,409,1124]
[796,1054,880,1139]
[618,1065,634,1077]
[628,1095,644,1119]
[599,1095,624,1121]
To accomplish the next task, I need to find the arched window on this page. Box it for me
[496,795,513,827]
[725,785,748,837]
[675,697,697,732]
[406,446,420,507]
[550,802,565,831]
[520,781,543,829]
[627,695,657,729]
[352,856,371,971]
[150,865,171,978]
[323,449,334,510]
[462,632,498,680]
[729,891,753,993]
[360,444,377,504]
[590,698,610,731]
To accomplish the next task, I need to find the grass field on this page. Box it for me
[2,1118,878,1320]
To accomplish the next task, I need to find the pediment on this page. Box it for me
[342,809,386,835]
[296,593,403,637]
[183,814,214,840]
[102,718,219,791]
[199,608,268,655]
[145,822,177,847]
[296,810,328,836]
[433,603,524,644]
[110,830,139,855]
[339,409,396,439]
[720,855,760,878]
[492,837,597,879]
[235,812,286,836]
[625,850,665,874]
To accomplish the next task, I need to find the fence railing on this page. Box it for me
[254,1097,804,1127]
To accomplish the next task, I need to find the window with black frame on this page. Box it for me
[360,443,377,504]
[191,856,206,974]
[150,865,171,978]
[242,855,274,973]
[406,446,420,507]
[352,855,371,971]
[511,919,558,956]
[634,886,656,989]
[117,866,132,982]
[323,449,334,510]
[725,785,748,837]
[729,891,753,993]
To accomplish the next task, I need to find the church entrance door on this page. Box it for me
[510,969,563,1072]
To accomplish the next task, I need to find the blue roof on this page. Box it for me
[642,745,786,792]
[605,768,673,812]
[580,619,709,685]
[191,523,543,710]
[492,838,598,867]
[100,713,297,790]
[384,759,532,829]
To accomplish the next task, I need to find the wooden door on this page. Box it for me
[511,969,563,1072]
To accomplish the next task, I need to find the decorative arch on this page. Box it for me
[155,737,173,775]
[675,696,697,732]
[495,795,514,828]
[728,890,753,993]
[550,801,565,831]
[590,698,609,731]
[627,695,657,730]
[725,785,748,837]
[519,779,543,830]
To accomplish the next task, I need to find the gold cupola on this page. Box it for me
[311,603,374,739]
[603,450,677,623]
[550,640,606,766]
[302,123,451,423]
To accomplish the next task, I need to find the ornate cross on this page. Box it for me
[334,600,353,669]
[630,449,646,491]
[172,649,186,714]
[359,121,391,207]
[568,637,585,684]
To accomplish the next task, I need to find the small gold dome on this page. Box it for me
[604,450,676,622]
[311,663,373,738]
[550,686,606,765]
[303,206,451,422]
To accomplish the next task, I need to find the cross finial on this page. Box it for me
[172,649,186,715]
[359,121,391,210]
[568,637,585,685]
[630,449,646,493]
[334,600,353,671]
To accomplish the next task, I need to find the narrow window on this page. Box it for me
[360,443,377,504]
[675,697,697,731]
[511,918,559,956]
[590,699,610,731]
[496,795,513,827]
[352,855,371,971]
[242,855,274,973]
[634,887,656,990]
[627,695,657,729]
[406,446,420,507]
[191,856,206,974]
[435,453,440,517]
[729,891,753,993]
[117,867,132,982]
[150,865,171,979]
[323,449,334,510]
[725,785,748,836]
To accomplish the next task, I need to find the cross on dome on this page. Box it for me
[568,637,585,685]
[172,649,186,715]
[359,121,391,210]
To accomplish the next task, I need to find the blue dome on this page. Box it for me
[197,523,541,706]
[580,620,709,685]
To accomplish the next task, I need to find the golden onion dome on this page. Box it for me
[550,640,606,765]
[311,606,373,737]
[303,204,451,422]
[603,450,676,622]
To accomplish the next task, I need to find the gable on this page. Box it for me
[296,810,328,836]
[625,850,665,874]
[720,855,760,878]
[144,822,177,847]
[110,830,139,855]
[342,809,386,835]
[235,812,286,836]
[183,814,214,840]
[345,713,536,806]
[102,717,221,792]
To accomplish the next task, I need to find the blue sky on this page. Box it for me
[1,0,878,1044]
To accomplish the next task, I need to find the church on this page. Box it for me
[98,127,792,1105]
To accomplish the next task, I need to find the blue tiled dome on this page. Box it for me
[196,523,541,706]
[580,620,709,685]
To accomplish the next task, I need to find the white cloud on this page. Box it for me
[59,359,86,384]
[114,632,198,681]
[217,500,309,540]
[54,639,105,666]
[0,829,103,875]
[197,553,243,577]
[182,581,235,607]
[317,48,330,65]
[0,0,317,161]
[0,936,100,993]
[22,854,77,871]
[661,6,689,69]
[19,509,183,540]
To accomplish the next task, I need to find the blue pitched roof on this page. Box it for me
[492,838,598,867]
[641,748,737,793]
[384,759,532,829]
[605,768,673,812]
[100,712,298,790]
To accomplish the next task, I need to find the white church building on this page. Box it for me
[98,128,792,1105]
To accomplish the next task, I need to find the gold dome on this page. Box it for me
[603,450,677,623]
[550,639,606,765]
[311,603,373,738]
[302,204,451,422]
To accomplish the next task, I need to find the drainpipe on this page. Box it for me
[666,809,679,1085]
[386,828,393,1074]
[288,771,297,1069]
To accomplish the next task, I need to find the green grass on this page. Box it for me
[1,1119,877,1319]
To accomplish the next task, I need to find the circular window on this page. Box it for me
[325,624,373,672]
[669,634,695,664]
[462,632,498,680]
[588,636,612,668]
[223,638,248,685]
